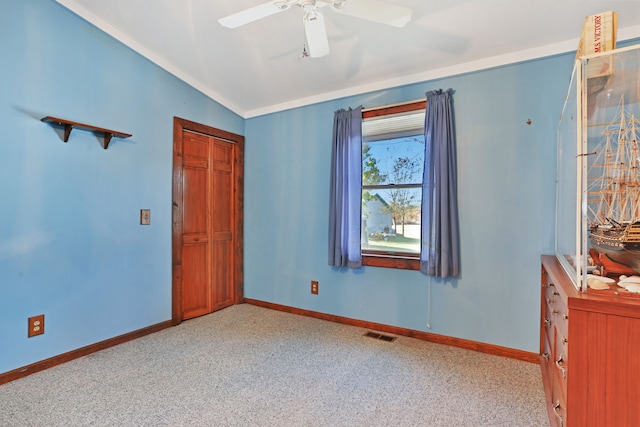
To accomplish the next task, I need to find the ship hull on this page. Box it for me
[590,224,640,274]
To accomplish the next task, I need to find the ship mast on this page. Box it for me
[629,110,640,221]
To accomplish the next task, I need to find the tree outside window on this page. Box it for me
[362,135,424,255]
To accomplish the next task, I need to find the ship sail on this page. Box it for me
[588,97,640,227]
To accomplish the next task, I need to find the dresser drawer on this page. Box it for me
[543,299,555,339]
[554,329,568,401]
[544,280,558,304]
[553,290,568,338]
[550,393,566,427]
[541,333,554,391]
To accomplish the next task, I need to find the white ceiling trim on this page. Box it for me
[53,0,640,120]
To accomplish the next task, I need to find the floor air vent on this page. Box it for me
[364,331,397,342]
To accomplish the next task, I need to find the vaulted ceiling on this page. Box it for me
[56,0,640,118]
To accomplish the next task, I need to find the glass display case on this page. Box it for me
[556,44,640,293]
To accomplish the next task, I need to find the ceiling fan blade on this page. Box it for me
[331,0,412,28]
[218,1,293,29]
[304,11,330,58]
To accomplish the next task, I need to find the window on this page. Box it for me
[361,101,425,270]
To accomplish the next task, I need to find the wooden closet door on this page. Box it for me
[181,131,234,320]
[210,138,234,311]
[174,119,241,322]
[181,131,214,319]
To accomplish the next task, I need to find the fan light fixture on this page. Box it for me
[303,8,330,58]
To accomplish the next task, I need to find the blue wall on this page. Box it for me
[244,55,574,353]
[0,1,243,374]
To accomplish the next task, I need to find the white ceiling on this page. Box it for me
[56,0,640,118]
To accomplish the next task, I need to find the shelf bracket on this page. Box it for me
[41,116,132,150]
[103,133,114,149]
[63,124,74,142]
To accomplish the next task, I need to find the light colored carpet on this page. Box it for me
[0,304,549,426]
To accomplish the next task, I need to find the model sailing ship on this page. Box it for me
[588,96,640,274]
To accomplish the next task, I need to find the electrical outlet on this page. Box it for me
[28,314,45,338]
[311,281,318,295]
[140,209,150,225]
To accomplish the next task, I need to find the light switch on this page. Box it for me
[140,209,150,225]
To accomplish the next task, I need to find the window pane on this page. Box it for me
[363,136,424,186]
[362,187,421,254]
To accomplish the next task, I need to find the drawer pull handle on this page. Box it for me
[553,400,564,427]
[562,338,568,345]
[547,298,554,305]
[549,282,555,287]
[544,318,551,326]
[555,357,566,379]
[542,352,550,362]
[562,313,568,321]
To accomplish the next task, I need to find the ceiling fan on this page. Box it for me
[218,0,412,58]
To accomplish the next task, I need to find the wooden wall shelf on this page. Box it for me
[41,116,132,149]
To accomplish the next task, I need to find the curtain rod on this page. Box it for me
[361,98,425,113]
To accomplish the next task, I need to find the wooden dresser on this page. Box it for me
[540,255,640,426]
